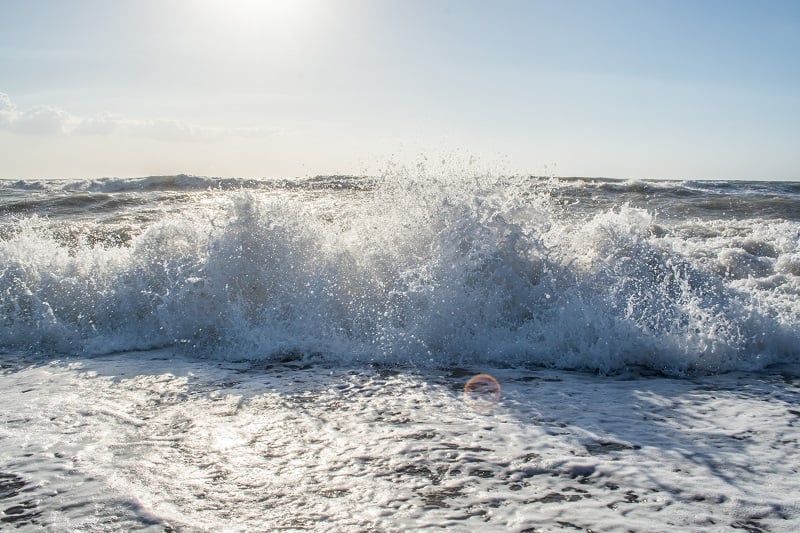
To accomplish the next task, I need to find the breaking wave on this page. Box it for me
[1,175,798,375]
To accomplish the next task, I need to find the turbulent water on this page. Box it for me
[1,174,799,531]
[2,174,798,374]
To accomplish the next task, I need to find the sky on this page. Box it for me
[1,0,799,180]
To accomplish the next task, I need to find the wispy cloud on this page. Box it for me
[0,92,282,141]
[1,93,71,135]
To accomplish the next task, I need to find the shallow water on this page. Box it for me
[1,352,799,531]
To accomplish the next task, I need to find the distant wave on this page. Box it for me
[0,174,374,194]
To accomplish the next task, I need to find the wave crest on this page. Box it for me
[1,176,798,375]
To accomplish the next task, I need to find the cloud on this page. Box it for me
[0,92,282,141]
[70,112,122,136]
[70,113,212,141]
[0,92,17,127]
[0,93,14,112]
[0,93,74,135]
[14,105,74,135]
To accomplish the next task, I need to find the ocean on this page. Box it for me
[1,174,798,531]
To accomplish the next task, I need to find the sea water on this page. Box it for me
[0,174,798,530]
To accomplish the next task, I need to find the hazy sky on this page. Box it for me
[1,0,799,180]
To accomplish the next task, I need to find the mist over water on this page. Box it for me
[1,174,798,375]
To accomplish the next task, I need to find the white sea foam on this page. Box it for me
[1,353,798,530]
[1,174,799,530]
[1,175,797,374]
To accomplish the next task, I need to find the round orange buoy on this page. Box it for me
[464,374,501,407]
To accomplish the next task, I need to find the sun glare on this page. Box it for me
[229,0,309,23]
[197,0,313,31]
[184,0,328,48]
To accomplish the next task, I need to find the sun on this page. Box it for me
[188,0,324,45]
[204,0,312,28]
[180,0,341,46]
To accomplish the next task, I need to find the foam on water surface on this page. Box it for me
[1,175,798,374]
[1,352,798,531]
[1,173,799,528]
